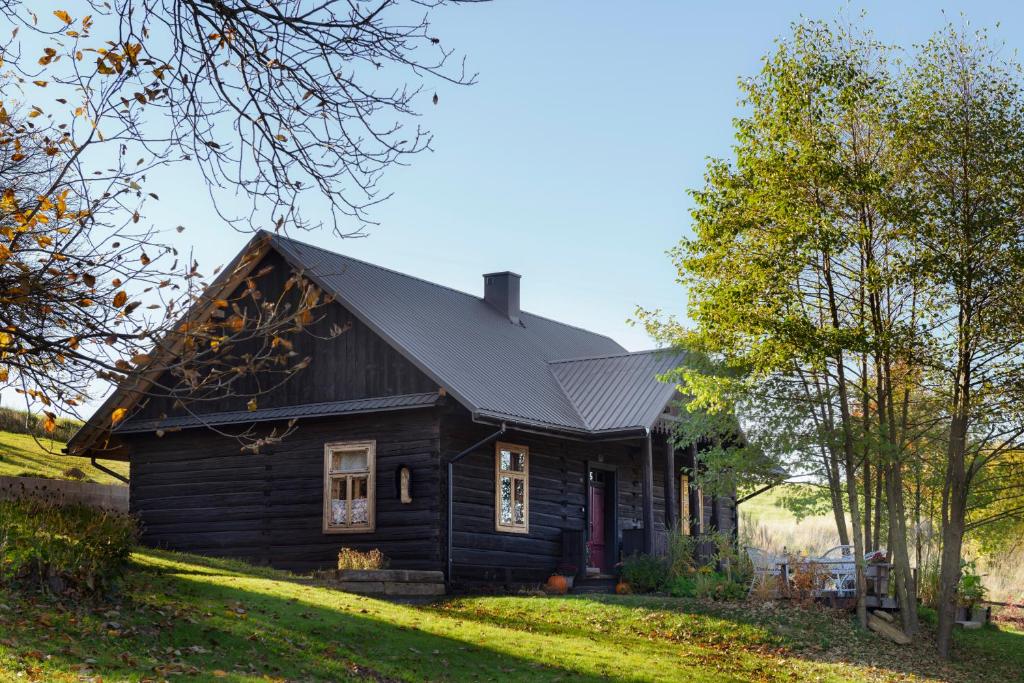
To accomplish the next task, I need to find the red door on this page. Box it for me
[588,480,607,572]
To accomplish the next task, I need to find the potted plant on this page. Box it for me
[957,561,988,623]
[555,562,578,589]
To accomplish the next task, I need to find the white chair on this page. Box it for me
[745,546,784,596]
[813,546,886,598]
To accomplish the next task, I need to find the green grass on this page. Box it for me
[739,484,804,524]
[1,549,1021,682]
[0,430,127,485]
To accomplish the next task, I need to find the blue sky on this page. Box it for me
[144,1,1024,352]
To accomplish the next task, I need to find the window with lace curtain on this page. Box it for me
[323,441,375,533]
[495,442,529,533]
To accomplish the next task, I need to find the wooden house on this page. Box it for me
[67,232,736,585]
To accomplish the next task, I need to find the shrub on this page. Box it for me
[708,530,753,585]
[786,557,827,604]
[665,528,697,579]
[918,559,941,608]
[337,547,388,570]
[666,574,697,598]
[619,553,668,593]
[694,568,747,601]
[0,498,137,596]
[958,560,988,607]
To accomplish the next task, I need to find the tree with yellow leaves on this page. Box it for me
[0,1,477,447]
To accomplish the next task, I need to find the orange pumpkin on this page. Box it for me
[546,574,569,594]
[615,581,631,595]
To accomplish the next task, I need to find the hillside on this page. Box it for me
[738,483,847,557]
[0,430,128,485]
[1,548,1020,682]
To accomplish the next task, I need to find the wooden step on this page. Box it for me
[573,579,616,595]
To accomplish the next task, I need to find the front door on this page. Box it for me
[587,470,608,572]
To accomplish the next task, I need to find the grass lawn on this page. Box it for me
[738,484,807,524]
[1,549,1021,682]
[0,430,128,485]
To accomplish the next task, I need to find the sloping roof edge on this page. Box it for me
[115,392,442,434]
[67,232,275,455]
[266,233,484,417]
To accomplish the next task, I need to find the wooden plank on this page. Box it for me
[641,434,654,552]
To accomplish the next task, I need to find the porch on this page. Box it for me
[558,430,734,585]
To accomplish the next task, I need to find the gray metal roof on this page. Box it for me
[550,350,685,432]
[115,392,441,434]
[270,233,683,435]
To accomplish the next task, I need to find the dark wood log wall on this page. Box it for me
[441,409,669,584]
[126,404,735,577]
[130,251,437,422]
[125,409,442,573]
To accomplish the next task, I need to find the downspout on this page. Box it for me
[91,455,129,484]
[446,423,505,586]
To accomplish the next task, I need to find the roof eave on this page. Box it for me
[471,410,650,442]
[115,392,442,435]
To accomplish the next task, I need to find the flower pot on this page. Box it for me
[971,606,989,624]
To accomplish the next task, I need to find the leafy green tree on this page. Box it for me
[650,18,1024,656]
[641,18,903,629]
[897,24,1024,657]
[0,1,477,446]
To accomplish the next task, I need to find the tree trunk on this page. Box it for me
[872,466,884,550]
[826,443,850,547]
[822,250,868,628]
[886,460,918,635]
[803,369,849,547]
[861,353,872,551]
[863,454,872,555]
[914,468,922,574]
[876,350,918,636]
[937,414,969,658]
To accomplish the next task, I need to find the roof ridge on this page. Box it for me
[548,348,679,365]
[270,231,623,346]
[270,231,483,301]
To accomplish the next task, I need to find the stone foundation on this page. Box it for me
[316,569,446,597]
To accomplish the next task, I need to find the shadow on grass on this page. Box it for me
[2,550,632,682]
[7,550,1021,683]
[432,593,1024,683]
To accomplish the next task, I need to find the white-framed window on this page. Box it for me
[495,441,529,533]
[679,474,690,536]
[323,440,376,533]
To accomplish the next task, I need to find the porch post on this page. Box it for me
[641,431,654,554]
[664,437,676,531]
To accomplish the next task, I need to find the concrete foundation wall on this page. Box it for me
[0,475,128,512]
